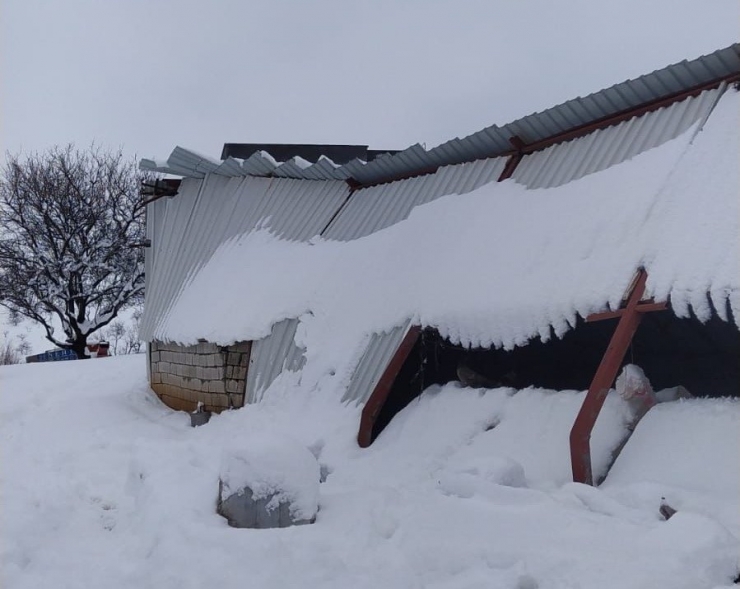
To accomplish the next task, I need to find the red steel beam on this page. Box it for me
[586,300,667,322]
[570,270,649,485]
[357,325,421,448]
[352,73,738,190]
[519,75,738,157]
[497,136,526,181]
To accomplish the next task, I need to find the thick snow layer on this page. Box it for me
[603,398,740,537]
[156,90,739,367]
[2,356,739,588]
[220,433,319,521]
[349,383,632,489]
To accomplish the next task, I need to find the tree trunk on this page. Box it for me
[71,338,89,360]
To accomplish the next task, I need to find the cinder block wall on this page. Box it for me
[149,340,251,412]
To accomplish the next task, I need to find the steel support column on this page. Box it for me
[569,269,666,485]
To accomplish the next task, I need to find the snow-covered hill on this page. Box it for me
[1,355,738,588]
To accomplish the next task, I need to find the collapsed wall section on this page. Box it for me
[149,340,251,412]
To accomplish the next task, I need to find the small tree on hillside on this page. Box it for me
[0,145,148,359]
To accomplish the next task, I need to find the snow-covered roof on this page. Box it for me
[140,56,739,407]
[156,88,738,346]
[140,43,740,185]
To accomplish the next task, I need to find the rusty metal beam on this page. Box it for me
[498,153,523,181]
[357,325,421,448]
[519,74,738,156]
[352,73,738,190]
[586,300,667,322]
[570,270,650,485]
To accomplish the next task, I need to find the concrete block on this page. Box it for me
[231,341,250,353]
[197,342,217,354]
[150,351,160,363]
[209,380,225,394]
[151,372,162,384]
[226,379,241,394]
[208,393,227,408]
[234,366,247,380]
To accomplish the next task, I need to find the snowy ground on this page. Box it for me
[1,355,738,588]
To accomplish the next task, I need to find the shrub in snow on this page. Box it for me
[217,434,319,529]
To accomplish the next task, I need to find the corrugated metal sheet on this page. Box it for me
[512,86,724,188]
[324,157,506,240]
[140,175,350,341]
[341,321,412,406]
[140,44,740,186]
[142,196,168,336]
[140,177,208,341]
[246,318,306,404]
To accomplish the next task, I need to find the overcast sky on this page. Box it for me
[2,0,738,162]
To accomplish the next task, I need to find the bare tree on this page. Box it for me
[123,307,143,354]
[0,332,31,365]
[0,145,148,359]
[106,320,127,355]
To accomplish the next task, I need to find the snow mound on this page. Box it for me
[605,398,740,497]
[219,433,320,523]
[438,454,526,499]
[354,383,632,489]
[603,398,740,539]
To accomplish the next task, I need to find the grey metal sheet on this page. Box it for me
[323,157,506,241]
[140,175,350,341]
[512,86,723,189]
[141,44,739,185]
[246,318,306,403]
[142,196,168,337]
[140,177,206,340]
[341,321,412,406]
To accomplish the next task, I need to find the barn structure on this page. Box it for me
[140,43,740,484]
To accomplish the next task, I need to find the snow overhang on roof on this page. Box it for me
[141,43,740,186]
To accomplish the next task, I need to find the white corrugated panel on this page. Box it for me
[246,318,306,404]
[512,87,724,189]
[140,177,208,341]
[140,176,350,341]
[341,321,413,406]
[324,157,506,241]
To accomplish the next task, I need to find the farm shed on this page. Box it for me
[140,44,740,477]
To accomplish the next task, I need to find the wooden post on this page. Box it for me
[569,269,666,485]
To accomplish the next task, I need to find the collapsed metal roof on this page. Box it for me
[140,43,740,186]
